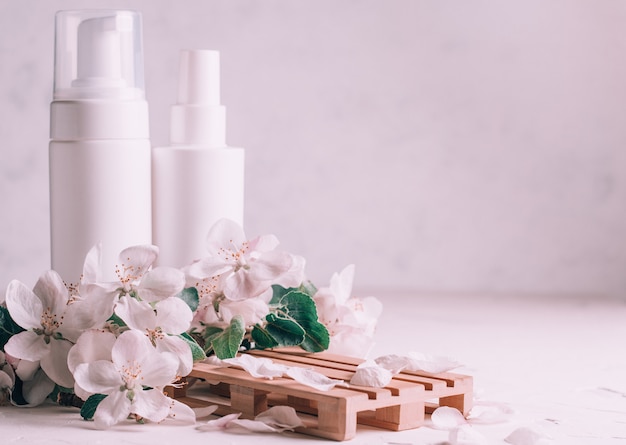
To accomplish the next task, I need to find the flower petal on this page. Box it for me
[431,406,468,430]
[138,267,186,302]
[248,233,280,253]
[197,412,241,431]
[21,368,55,406]
[285,367,345,391]
[184,257,231,280]
[82,243,103,284]
[154,297,193,334]
[67,329,116,373]
[4,331,47,362]
[205,219,247,255]
[167,399,197,424]
[65,285,117,334]
[254,405,305,431]
[249,250,293,281]
[132,388,171,423]
[156,335,193,376]
[115,296,156,331]
[14,359,40,381]
[505,426,553,445]
[39,338,74,388]
[117,245,158,280]
[273,254,306,288]
[0,370,13,389]
[223,271,270,301]
[94,390,131,429]
[112,330,178,388]
[350,361,393,387]
[218,298,269,327]
[111,329,153,366]
[329,265,355,305]
[223,355,288,379]
[73,361,121,395]
[32,270,70,314]
[5,280,43,330]
[405,351,460,374]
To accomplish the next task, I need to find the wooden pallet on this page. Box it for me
[169,349,473,441]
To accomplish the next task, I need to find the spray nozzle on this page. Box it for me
[170,50,227,147]
[53,10,145,100]
[177,50,221,106]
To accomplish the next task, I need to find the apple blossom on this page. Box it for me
[73,329,181,429]
[4,271,100,388]
[114,296,193,375]
[185,219,296,301]
[313,265,383,358]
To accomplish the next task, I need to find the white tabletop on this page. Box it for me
[1,292,624,444]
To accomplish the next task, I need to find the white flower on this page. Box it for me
[82,244,186,305]
[185,219,294,301]
[114,296,193,376]
[313,265,383,358]
[73,330,180,429]
[193,293,270,330]
[67,329,117,401]
[4,271,96,388]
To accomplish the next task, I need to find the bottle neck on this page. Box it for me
[169,103,226,147]
[50,99,150,141]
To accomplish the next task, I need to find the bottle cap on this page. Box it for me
[170,50,227,147]
[53,10,145,100]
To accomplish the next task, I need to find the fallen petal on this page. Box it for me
[350,361,393,387]
[431,406,467,430]
[406,351,460,374]
[223,355,288,379]
[467,401,515,424]
[505,426,554,445]
[255,406,304,431]
[450,423,488,445]
[197,412,241,431]
[374,354,410,374]
[193,405,219,420]
[286,367,345,391]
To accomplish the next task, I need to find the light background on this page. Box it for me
[1,0,626,298]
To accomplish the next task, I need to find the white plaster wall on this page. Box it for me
[1,0,626,297]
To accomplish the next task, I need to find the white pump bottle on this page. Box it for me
[152,50,245,268]
[49,10,152,282]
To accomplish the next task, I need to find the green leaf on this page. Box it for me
[299,320,330,352]
[270,285,292,305]
[250,324,279,349]
[106,312,127,328]
[211,316,245,359]
[264,314,305,347]
[80,393,107,420]
[176,287,199,312]
[280,291,329,352]
[280,291,319,323]
[178,332,206,362]
[0,306,24,349]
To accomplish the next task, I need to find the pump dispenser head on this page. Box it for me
[53,10,145,100]
[170,50,227,146]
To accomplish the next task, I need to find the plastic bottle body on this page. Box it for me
[49,10,151,282]
[152,146,244,268]
[50,137,152,282]
[151,49,245,268]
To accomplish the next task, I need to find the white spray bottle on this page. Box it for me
[49,10,152,282]
[152,50,245,268]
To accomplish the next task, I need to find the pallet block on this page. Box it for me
[170,349,473,441]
